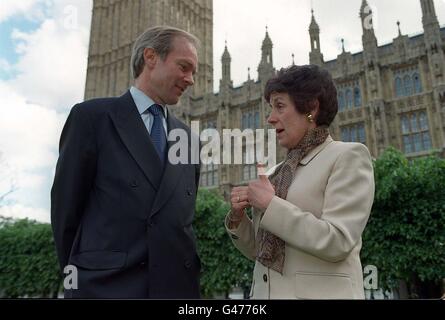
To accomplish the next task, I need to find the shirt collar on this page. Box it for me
[130,86,168,118]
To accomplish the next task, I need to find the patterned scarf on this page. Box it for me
[255,126,330,274]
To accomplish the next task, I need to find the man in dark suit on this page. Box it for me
[51,26,201,298]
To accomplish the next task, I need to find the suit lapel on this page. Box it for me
[299,135,334,166]
[109,91,163,190]
[150,112,185,218]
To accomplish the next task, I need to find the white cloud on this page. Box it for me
[0,83,66,217]
[0,0,46,23]
[0,204,50,223]
[0,0,92,222]
[0,83,65,169]
[0,58,12,73]
[9,18,90,112]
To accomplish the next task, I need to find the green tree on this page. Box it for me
[361,147,445,298]
[0,219,61,298]
[0,190,254,299]
[194,189,254,298]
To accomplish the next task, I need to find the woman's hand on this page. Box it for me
[248,175,275,211]
[230,186,250,217]
[228,186,250,229]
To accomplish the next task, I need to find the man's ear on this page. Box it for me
[143,48,157,69]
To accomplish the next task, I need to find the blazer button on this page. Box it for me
[140,262,147,268]
[263,274,268,282]
[187,189,193,196]
[146,219,155,230]
[131,180,139,188]
[184,260,192,269]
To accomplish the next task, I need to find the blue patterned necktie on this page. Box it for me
[148,104,167,164]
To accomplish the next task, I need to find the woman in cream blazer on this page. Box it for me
[226,65,375,299]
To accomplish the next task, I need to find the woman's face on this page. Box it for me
[267,92,316,150]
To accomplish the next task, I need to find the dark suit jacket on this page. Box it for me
[51,91,201,299]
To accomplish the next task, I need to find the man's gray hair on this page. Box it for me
[130,26,199,79]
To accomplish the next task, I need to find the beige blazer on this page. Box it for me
[225,136,375,299]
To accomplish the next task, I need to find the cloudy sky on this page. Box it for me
[0,0,444,223]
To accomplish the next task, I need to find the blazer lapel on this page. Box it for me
[109,91,163,190]
[299,135,334,166]
[150,112,186,218]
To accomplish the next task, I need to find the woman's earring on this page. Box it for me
[307,114,314,123]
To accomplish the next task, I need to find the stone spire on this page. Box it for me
[309,9,324,66]
[360,0,378,64]
[221,41,231,79]
[220,40,233,89]
[261,26,273,62]
[419,0,442,47]
[360,0,378,49]
[420,0,440,28]
[258,26,275,81]
[419,0,443,84]
[309,9,320,32]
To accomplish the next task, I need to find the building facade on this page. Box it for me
[84,0,213,99]
[312,0,445,159]
[84,0,445,193]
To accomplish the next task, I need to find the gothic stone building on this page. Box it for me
[84,0,445,193]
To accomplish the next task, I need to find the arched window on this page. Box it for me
[403,74,413,96]
[358,124,366,143]
[401,111,431,154]
[419,112,428,131]
[354,87,361,107]
[213,169,219,186]
[413,73,422,94]
[338,91,345,111]
[350,126,357,141]
[248,113,253,129]
[346,89,353,109]
[242,114,247,129]
[403,136,412,154]
[341,127,349,142]
[413,133,422,152]
[254,111,260,129]
[395,77,403,97]
[422,132,432,150]
[410,113,418,132]
[401,115,410,134]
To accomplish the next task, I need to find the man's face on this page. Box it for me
[147,36,198,105]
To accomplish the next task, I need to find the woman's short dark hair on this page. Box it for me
[264,65,338,126]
